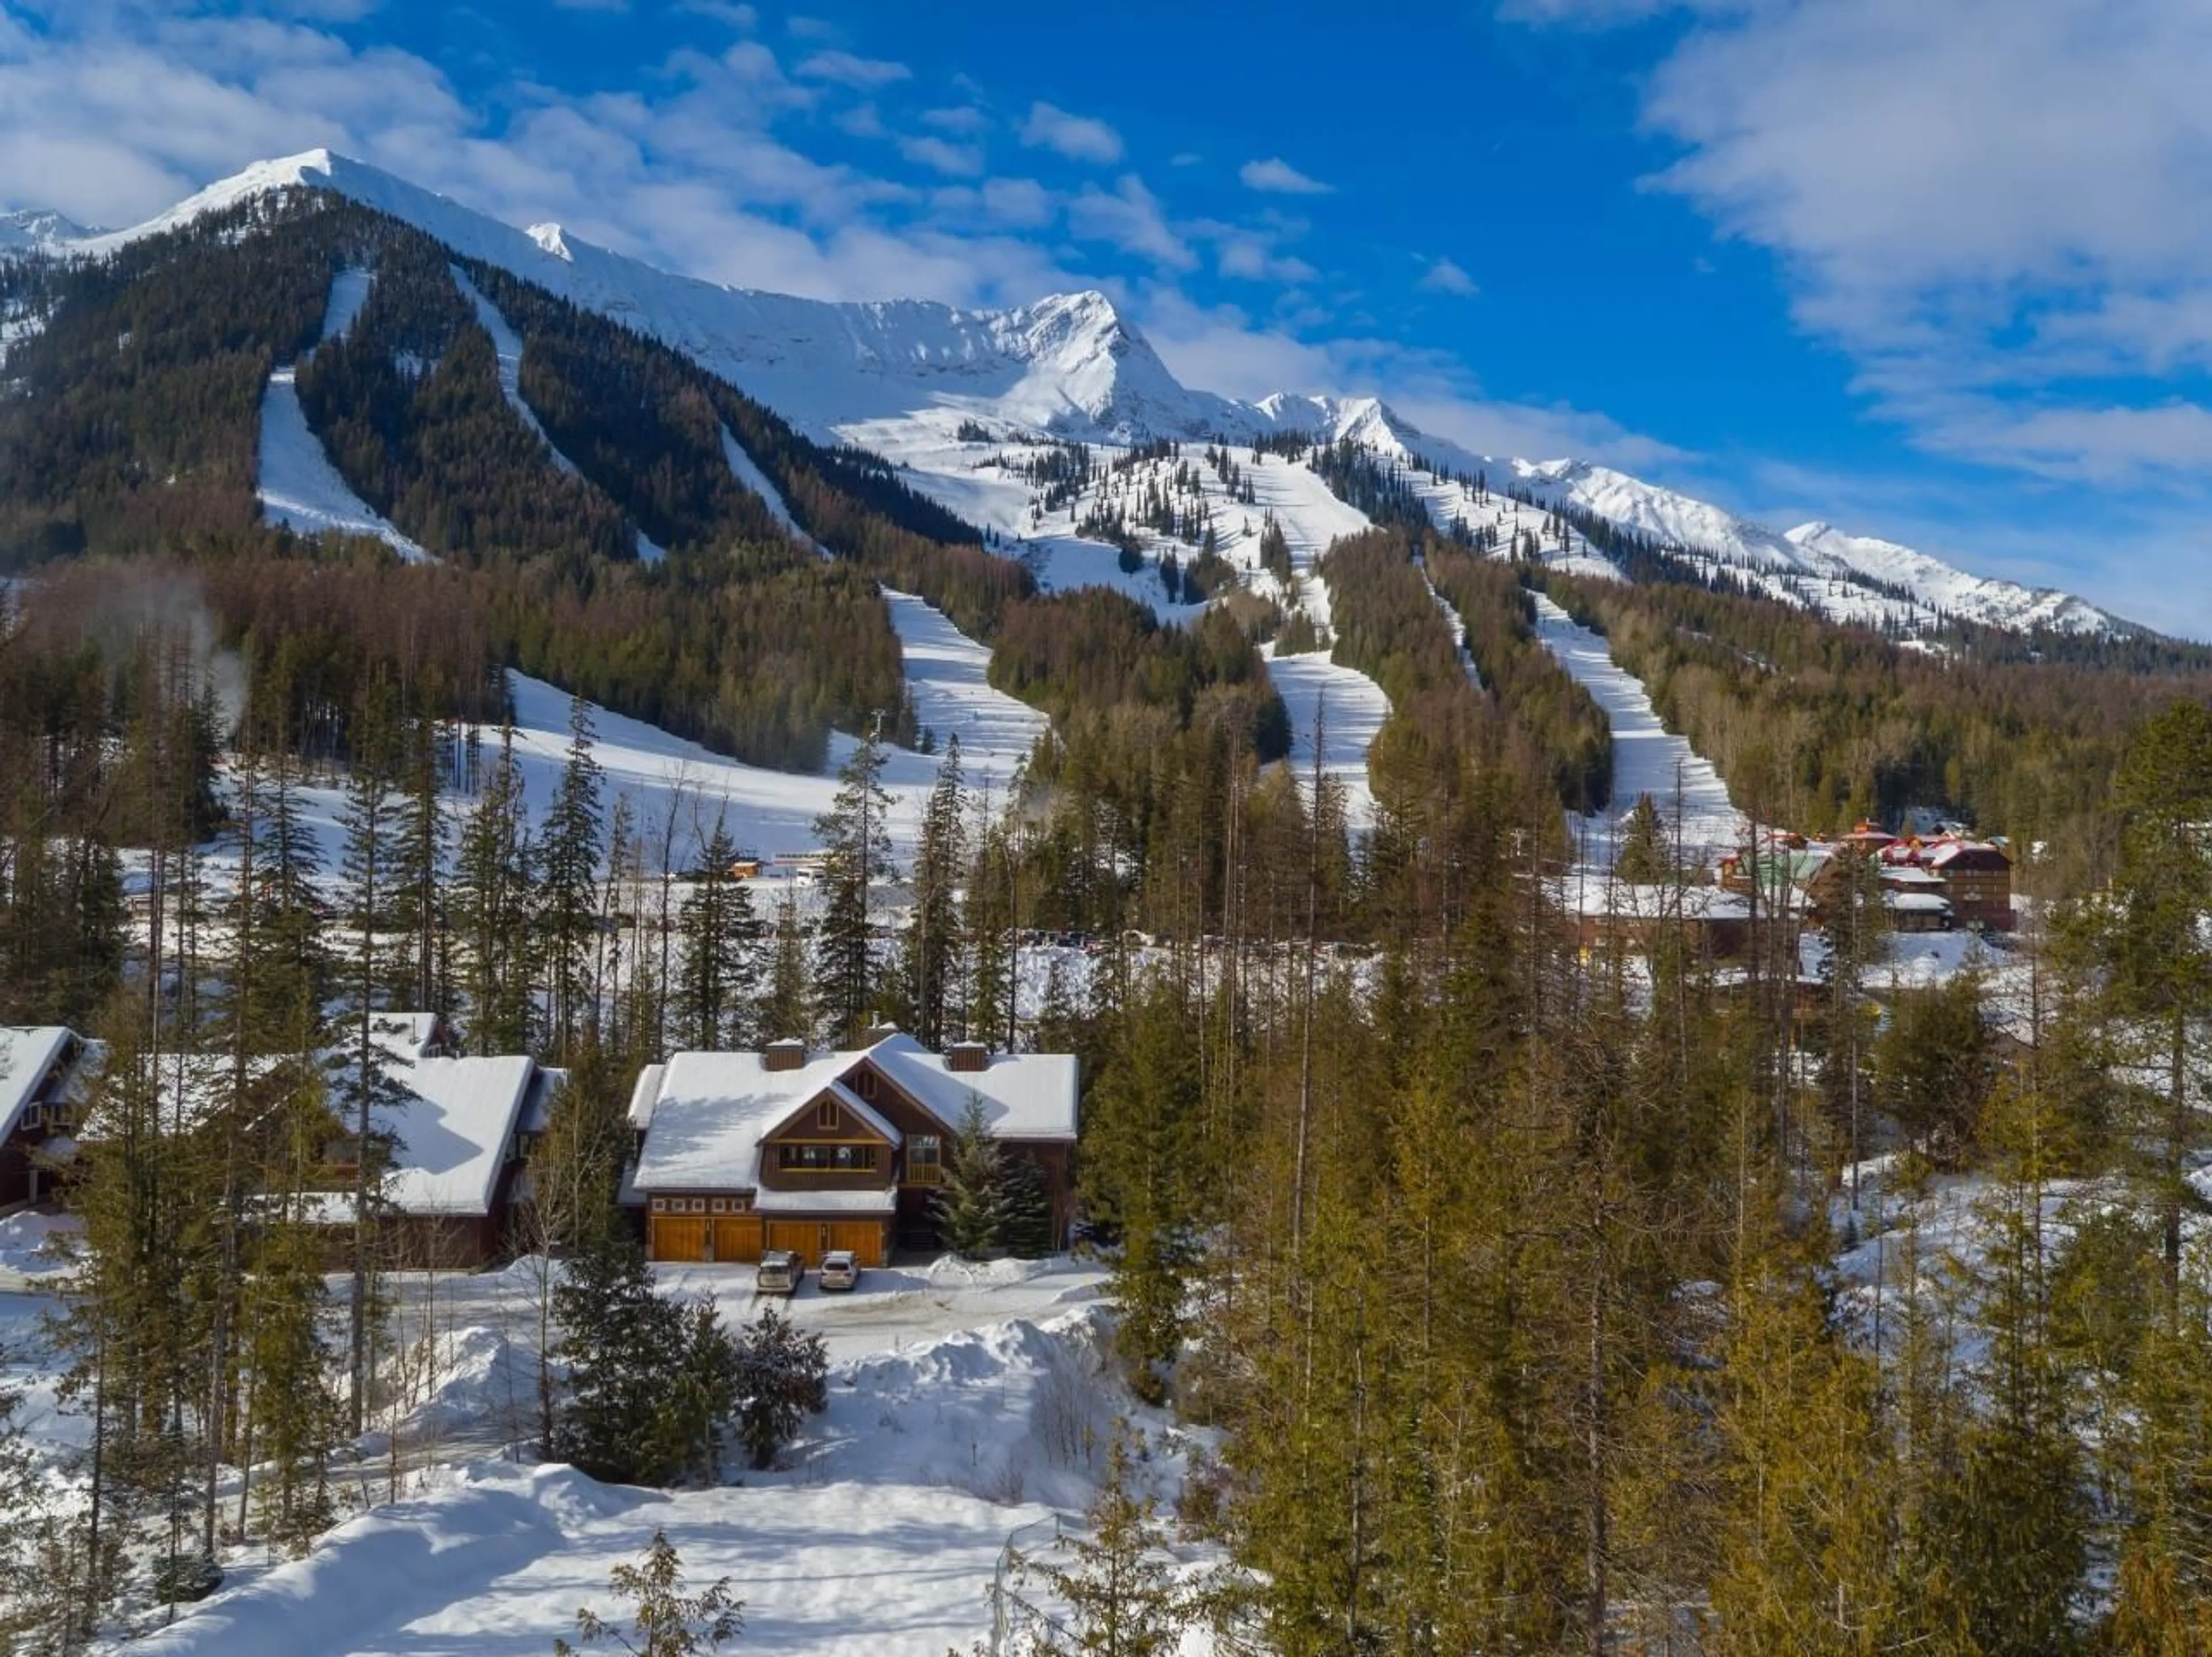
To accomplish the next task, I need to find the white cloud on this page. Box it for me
[897,134,984,178]
[1068,175,1192,270]
[922,105,990,135]
[1019,101,1123,165]
[1141,291,1688,469]
[1419,256,1477,296]
[1239,157,1332,195]
[979,177,1054,229]
[675,1,757,24]
[1510,0,2212,488]
[793,50,908,89]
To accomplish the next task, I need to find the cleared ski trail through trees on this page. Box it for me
[1528,593,1741,866]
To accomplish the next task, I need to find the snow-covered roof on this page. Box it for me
[1884,892,1954,913]
[0,1027,75,1132]
[1880,865,1946,888]
[374,1052,537,1216]
[632,1033,1079,1192]
[1926,840,2009,869]
[864,1033,1078,1142]
[752,1185,897,1215]
[1541,878,1751,923]
[627,1063,666,1130]
[819,1079,904,1147]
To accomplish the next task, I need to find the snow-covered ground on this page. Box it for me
[882,589,1049,768]
[256,266,433,562]
[64,1254,1219,1657]
[257,367,433,563]
[1528,593,1742,866]
[1263,645,1387,832]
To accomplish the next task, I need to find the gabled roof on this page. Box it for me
[0,1027,77,1133]
[764,1078,903,1147]
[862,1033,1078,1142]
[374,1051,540,1216]
[632,1032,1080,1192]
[1927,840,2010,870]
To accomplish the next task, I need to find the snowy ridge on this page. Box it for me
[41,147,2132,639]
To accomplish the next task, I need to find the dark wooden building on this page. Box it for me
[631,1033,1079,1267]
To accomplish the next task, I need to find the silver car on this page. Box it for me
[755,1249,803,1295]
[817,1249,860,1292]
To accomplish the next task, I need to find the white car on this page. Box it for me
[755,1249,803,1296]
[817,1249,861,1292]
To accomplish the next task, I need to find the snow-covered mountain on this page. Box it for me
[0,207,97,252]
[10,148,2134,638]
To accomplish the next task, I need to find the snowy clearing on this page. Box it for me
[257,367,433,563]
[1264,646,1387,832]
[882,589,1048,770]
[450,266,581,479]
[1528,593,1741,866]
[96,1257,1224,1657]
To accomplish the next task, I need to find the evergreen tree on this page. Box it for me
[760,885,815,1045]
[552,1236,686,1485]
[541,696,607,1060]
[555,1529,743,1657]
[897,737,965,1048]
[812,727,892,1045]
[334,679,406,1438]
[998,1152,1056,1259]
[935,1097,1005,1258]
[730,1303,828,1472]
[1010,1430,1203,1657]
[1612,793,1671,882]
[457,727,536,1055]
[674,814,763,1051]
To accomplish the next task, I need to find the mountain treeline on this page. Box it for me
[1541,565,2212,856]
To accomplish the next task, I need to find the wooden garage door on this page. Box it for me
[762,1220,887,1267]
[651,1215,707,1262]
[710,1214,763,1263]
[764,1220,821,1263]
[827,1221,885,1268]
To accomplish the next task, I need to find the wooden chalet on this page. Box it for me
[1923,839,2014,931]
[1,1027,93,1208]
[630,1031,1079,1268]
[1544,876,1758,960]
[309,1013,565,1269]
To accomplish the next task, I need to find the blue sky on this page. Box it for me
[5,0,2212,632]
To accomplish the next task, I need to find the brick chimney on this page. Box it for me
[945,1041,990,1074]
[763,1038,806,1073]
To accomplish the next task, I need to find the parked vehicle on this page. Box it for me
[817,1249,861,1292]
[755,1249,803,1295]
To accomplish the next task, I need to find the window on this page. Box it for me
[855,1070,878,1101]
[710,1197,728,1214]
[907,1134,942,1187]
[690,1197,708,1214]
[778,1143,878,1173]
[651,1196,667,1214]
[817,1098,840,1132]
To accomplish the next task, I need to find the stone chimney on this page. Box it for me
[763,1038,806,1073]
[945,1041,990,1074]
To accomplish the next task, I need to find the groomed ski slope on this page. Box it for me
[257,266,436,568]
[449,267,660,565]
[1265,645,1388,831]
[259,368,434,563]
[882,589,1050,765]
[1528,593,1742,866]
